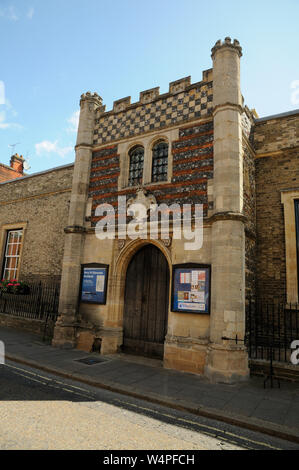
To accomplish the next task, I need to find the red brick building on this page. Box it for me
[0,154,24,183]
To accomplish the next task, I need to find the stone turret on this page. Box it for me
[53,91,104,348]
[205,38,249,383]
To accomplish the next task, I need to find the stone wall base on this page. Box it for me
[52,322,77,349]
[204,343,249,383]
[249,359,299,382]
[76,330,96,352]
[0,312,55,339]
[74,326,123,354]
[164,336,208,375]
[97,327,123,355]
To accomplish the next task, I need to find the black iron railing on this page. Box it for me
[0,281,60,321]
[246,299,299,364]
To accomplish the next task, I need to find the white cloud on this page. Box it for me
[0,81,5,105]
[0,93,21,129]
[27,7,34,19]
[0,5,34,21]
[0,111,8,129]
[0,110,22,129]
[9,6,18,21]
[5,98,18,117]
[67,110,80,133]
[35,140,73,158]
[0,6,18,21]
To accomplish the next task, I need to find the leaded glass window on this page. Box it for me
[152,141,168,183]
[2,229,23,280]
[128,146,144,187]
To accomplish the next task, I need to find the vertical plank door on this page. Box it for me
[123,244,170,358]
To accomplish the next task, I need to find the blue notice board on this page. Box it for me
[172,264,211,314]
[81,264,109,304]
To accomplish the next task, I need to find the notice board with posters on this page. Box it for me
[172,264,211,314]
[80,264,109,304]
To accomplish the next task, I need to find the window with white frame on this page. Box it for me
[2,229,23,280]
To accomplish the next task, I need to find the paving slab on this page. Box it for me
[1,325,299,444]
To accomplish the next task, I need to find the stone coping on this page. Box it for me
[0,162,74,186]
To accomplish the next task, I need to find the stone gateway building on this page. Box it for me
[1,38,298,383]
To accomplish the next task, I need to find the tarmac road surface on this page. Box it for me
[0,360,298,450]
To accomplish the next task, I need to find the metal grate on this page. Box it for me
[246,299,299,364]
[75,357,110,365]
[0,281,60,320]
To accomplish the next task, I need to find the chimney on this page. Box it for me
[10,153,24,174]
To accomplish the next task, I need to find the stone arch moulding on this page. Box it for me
[109,238,172,329]
[148,134,169,150]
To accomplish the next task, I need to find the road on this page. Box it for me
[0,360,298,450]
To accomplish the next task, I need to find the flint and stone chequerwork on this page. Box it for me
[50,38,299,383]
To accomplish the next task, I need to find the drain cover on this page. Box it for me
[75,357,108,365]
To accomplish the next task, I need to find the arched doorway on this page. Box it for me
[123,244,170,358]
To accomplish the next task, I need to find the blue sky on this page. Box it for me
[0,0,298,174]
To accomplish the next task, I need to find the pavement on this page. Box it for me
[1,326,299,444]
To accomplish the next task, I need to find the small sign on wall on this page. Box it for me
[172,264,211,314]
[80,263,109,304]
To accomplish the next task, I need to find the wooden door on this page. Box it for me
[123,244,170,358]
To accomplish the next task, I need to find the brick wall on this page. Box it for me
[89,145,120,222]
[0,163,23,183]
[243,141,256,300]
[89,120,214,225]
[170,120,213,212]
[0,164,74,282]
[253,113,299,153]
[254,112,299,301]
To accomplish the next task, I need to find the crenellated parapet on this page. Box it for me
[211,37,242,58]
[139,87,160,104]
[80,91,103,107]
[169,76,191,94]
[93,69,214,146]
[113,96,131,113]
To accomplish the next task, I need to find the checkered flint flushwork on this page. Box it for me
[93,82,213,146]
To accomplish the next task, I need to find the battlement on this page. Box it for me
[211,37,242,58]
[97,68,213,117]
[93,68,213,146]
[80,91,103,107]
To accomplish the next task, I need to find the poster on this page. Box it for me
[172,264,210,314]
[81,264,108,304]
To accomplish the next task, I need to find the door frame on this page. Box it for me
[110,239,172,350]
[122,243,170,357]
